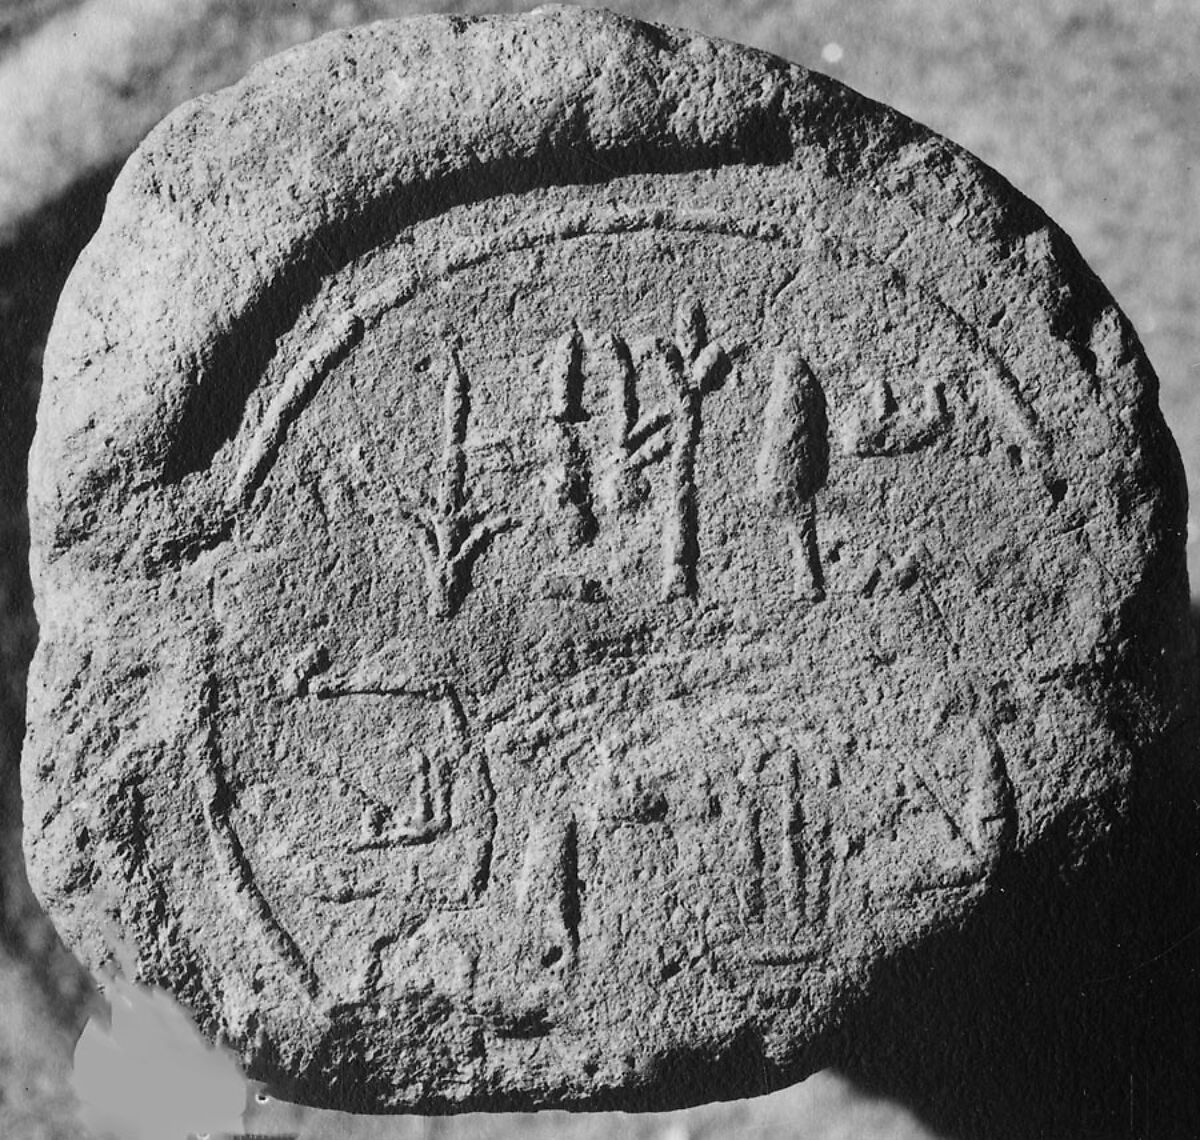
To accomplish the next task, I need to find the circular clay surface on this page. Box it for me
[22,5,1193,1112]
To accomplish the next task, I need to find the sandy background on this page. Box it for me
[0,1,1196,1137]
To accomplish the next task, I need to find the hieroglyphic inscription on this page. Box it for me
[964,721,1016,864]
[779,750,805,923]
[842,376,947,457]
[321,685,465,850]
[734,735,843,942]
[307,675,493,882]
[657,296,732,599]
[595,331,671,516]
[840,540,925,599]
[755,352,829,601]
[395,345,513,618]
[906,713,1016,887]
[540,296,729,600]
[735,776,766,923]
[513,816,581,973]
[542,326,597,553]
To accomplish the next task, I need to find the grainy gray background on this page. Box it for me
[0,2,1196,1137]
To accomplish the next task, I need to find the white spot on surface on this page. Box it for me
[821,41,845,64]
[72,976,248,1140]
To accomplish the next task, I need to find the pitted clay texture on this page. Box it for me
[22,6,1192,1113]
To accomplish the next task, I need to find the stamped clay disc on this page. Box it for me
[23,5,1192,1112]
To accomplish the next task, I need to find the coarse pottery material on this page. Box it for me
[21,4,1195,1114]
